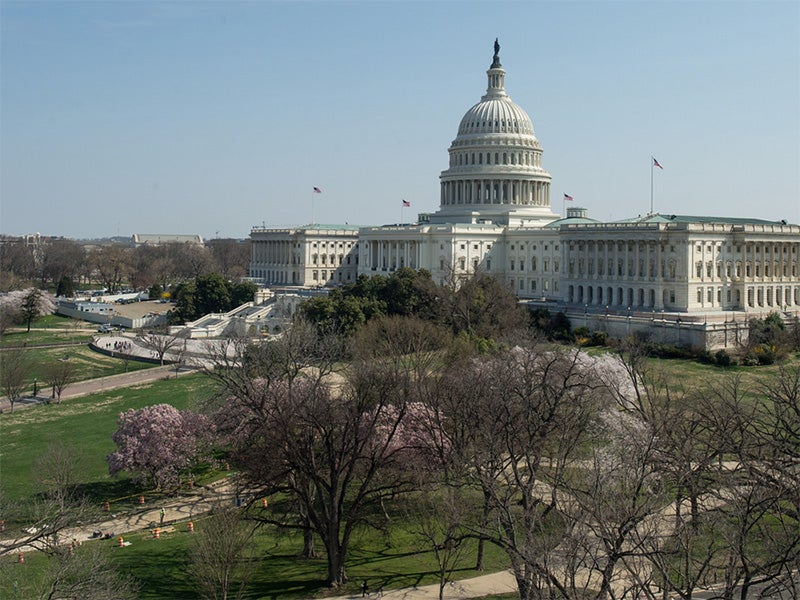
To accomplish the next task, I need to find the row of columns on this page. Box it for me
[362,240,418,271]
[440,179,550,207]
[566,240,666,281]
[252,239,293,265]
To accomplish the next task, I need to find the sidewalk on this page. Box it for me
[310,571,518,600]
[0,363,196,413]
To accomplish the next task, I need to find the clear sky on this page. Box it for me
[1,0,798,240]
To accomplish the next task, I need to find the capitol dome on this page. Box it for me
[432,40,558,227]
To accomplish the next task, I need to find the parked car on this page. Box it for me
[98,324,113,333]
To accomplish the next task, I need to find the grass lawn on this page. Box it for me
[1,315,95,347]
[642,351,800,395]
[0,373,219,501]
[0,511,510,599]
[8,345,156,391]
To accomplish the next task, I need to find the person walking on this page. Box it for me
[159,507,166,526]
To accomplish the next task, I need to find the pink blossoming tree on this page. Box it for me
[108,404,215,489]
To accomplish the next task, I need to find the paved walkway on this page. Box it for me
[310,572,518,600]
[0,335,202,413]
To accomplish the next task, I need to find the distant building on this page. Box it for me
[249,42,799,347]
[132,234,204,247]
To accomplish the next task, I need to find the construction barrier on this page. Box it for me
[17,553,24,563]
[262,498,268,508]
[188,521,194,533]
[118,536,124,547]
[139,495,145,505]
[153,527,160,539]
[104,501,110,511]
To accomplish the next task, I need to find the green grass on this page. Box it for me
[0,511,510,599]
[14,344,156,387]
[1,315,95,347]
[0,373,218,501]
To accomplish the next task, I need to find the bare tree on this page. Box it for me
[9,543,140,600]
[436,345,613,600]
[139,330,181,365]
[0,348,30,412]
[188,506,259,600]
[89,245,131,293]
[212,329,428,588]
[406,485,471,600]
[207,238,251,280]
[42,358,77,403]
[41,239,86,288]
[0,444,100,558]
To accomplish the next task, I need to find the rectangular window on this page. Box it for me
[697,289,703,303]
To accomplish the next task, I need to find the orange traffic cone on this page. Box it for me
[118,536,124,547]
[262,498,268,508]
[104,501,110,511]
[17,552,24,563]
[153,527,160,539]
[139,495,145,505]
[188,521,194,533]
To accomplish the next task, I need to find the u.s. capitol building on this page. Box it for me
[250,42,799,348]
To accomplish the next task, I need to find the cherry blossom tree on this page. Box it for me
[107,404,215,489]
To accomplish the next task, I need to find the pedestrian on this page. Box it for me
[361,579,368,597]
[159,507,165,525]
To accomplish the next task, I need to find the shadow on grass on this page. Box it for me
[71,478,145,506]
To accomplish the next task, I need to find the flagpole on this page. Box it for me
[311,191,315,226]
[650,157,654,215]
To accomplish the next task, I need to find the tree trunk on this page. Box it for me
[301,521,316,558]
[325,542,347,587]
[475,488,491,570]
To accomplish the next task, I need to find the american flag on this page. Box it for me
[313,186,322,193]
[402,200,411,207]
[564,194,574,201]
[652,158,663,170]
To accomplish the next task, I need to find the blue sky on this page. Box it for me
[1,0,798,239]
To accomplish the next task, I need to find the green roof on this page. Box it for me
[615,213,791,226]
[545,216,601,228]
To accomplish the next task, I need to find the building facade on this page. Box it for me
[250,42,800,325]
